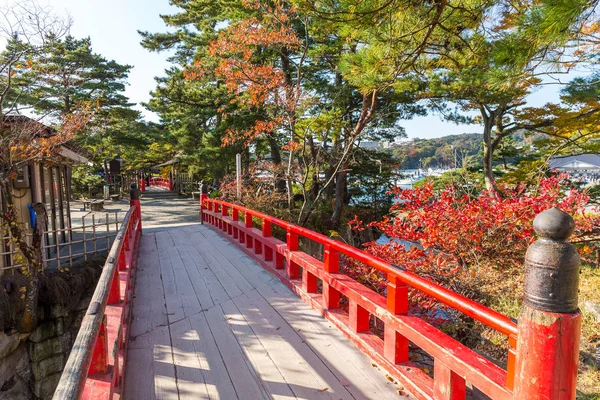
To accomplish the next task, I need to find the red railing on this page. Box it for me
[201,197,518,400]
[53,200,142,400]
[149,177,173,190]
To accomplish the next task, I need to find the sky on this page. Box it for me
[1,0,591,140]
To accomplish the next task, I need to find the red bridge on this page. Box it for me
[51,189,582,400]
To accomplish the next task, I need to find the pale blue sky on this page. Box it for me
[3,0,589,139]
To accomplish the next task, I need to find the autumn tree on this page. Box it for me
[424,1,599,190]
[0,2,92,332]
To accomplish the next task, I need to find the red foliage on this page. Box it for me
[344,174,599,318]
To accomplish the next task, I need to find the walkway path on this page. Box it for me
[124,221,406,399]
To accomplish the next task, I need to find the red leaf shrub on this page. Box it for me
[345,174,599,314]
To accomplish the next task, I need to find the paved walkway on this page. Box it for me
[124,223,406,399]
[139,195,201,233]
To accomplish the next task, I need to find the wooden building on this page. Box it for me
[0,116,91,270]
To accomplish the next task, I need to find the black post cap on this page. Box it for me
[523,207,580,313]
[130,183,139,200]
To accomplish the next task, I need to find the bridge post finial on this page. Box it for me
[513,207,581,399]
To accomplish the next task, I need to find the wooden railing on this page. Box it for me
[201,198,522,400]
[149,177,172,190]
[53,199,142,400]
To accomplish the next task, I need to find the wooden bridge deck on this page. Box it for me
[123,224,406,400]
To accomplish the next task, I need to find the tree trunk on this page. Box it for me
[482,125,496,191]
[329,167,347,229]
[0,180,41,333]
[267,135,286,192]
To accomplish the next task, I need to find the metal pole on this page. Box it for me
[236,153,242,200]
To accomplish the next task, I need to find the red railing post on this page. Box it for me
[286,229,299,279]
[433,360,466,399]
[245,212,254,249]
[88,316,109,375]
[384,272,409,363]
[323,246,340,309]
[200,193,208,223]
[107,265,121,305]
[262,220,272,261]
[514,208,581,399]
[169,177,174,191]
[349,301,370,333]
[118,248,127,271]
[130,183,142,233]
[506,335,517,390]
[232,208,239,239]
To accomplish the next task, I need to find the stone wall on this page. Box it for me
[0,297,90,400]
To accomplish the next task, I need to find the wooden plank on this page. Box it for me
[169,317,211,399]
[124,325,178,400]
[193,232,255,294]
[233,290,351,400]
[259,280,405,400]
[219,299,296,400]
[169,232,215,309]
[164,237,203,319]
[169,229,230,306]
[156,231,185,324]
[204,305,270,400]
[186,231,244,299]
[199,232,275,289]
[129,234,169,340]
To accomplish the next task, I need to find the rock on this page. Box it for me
[69,311,85,333]
[0,376,32,400]
[33,372,61,400]
[50,305,69,319]
[32,354,64,381]
[54,318,64,336]
[29,336,65,363]
[29,321,58,343]
[0,345,32,400]
[0,332,20,359]
[75,296,91,312]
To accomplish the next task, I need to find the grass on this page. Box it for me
[576,264,600,398]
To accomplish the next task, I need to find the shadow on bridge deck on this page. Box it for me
[124,224,407,400]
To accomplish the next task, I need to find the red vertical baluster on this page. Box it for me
[323,246,340,309]
[108,263,121,305]
[349,301,370,333]
[286,230,299,279]
[384,273,409,364]
[232,209,239,239]
[245,212,254,249]
[262,220,273,261]
[433,360,466,399]
[88,315,109,375]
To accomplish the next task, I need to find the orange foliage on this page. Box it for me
[185,0,302,147]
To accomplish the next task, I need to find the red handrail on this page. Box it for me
[53,202,142,400]
[207,199,517,336]
[201,197,518,400]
